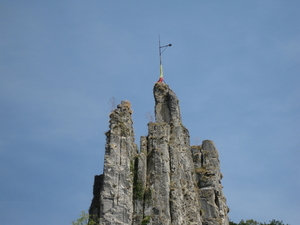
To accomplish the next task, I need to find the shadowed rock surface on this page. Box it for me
[89,83,229,225]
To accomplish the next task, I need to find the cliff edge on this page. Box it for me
[89,83,229,225]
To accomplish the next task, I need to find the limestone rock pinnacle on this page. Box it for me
[89,84,229,225]
[154,82,181,125]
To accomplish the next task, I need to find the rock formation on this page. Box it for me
[89,83,229,225]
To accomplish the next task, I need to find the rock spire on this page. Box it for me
[89,83,229,225]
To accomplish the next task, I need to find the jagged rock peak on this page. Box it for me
[191,141,230,225]
[89,84,229,225]
[153,82,181,125]
[91,100,138,225]
[108,100,134,138]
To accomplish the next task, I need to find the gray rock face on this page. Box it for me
[191,141,229,225]
[91,101,138,225]
[89,83,229,225]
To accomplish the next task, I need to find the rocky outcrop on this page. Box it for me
[89,101,138,224]
[89,83,229,225]
[191,141,229,225]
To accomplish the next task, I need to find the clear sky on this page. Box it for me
[1,1,299,224]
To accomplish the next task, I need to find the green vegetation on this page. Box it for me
[133,180,144,200]
[141,216,151,225]
[132,155,145,201]
[229,219,290,225]
[72,211,289,225]
[71,211,98,225]
[130,158,135,173]
[144,187,152,204]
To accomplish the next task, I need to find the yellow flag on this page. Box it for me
[160,64,163,78]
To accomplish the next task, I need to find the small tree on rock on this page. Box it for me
[72,211,98,225]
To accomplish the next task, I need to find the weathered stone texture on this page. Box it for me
[191,141,229,225]
[154,82,181,126]
[89,175,103,223]
[97,101,137,225]
[132,137,147,225]
[89,83,229,225]
[168,125,202,225]
[145,123,171,224]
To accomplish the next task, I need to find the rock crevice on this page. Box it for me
[89,83,229,225]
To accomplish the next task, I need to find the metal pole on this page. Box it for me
[159,35,162,67]
[158,35,172,80]
[159,40,172,63]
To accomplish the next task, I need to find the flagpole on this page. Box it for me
[158,35,172,83]
[159,35,162,69]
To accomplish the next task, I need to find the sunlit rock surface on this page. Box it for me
[89,83,229,225]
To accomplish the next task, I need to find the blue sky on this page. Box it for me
[1,1,299,224]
